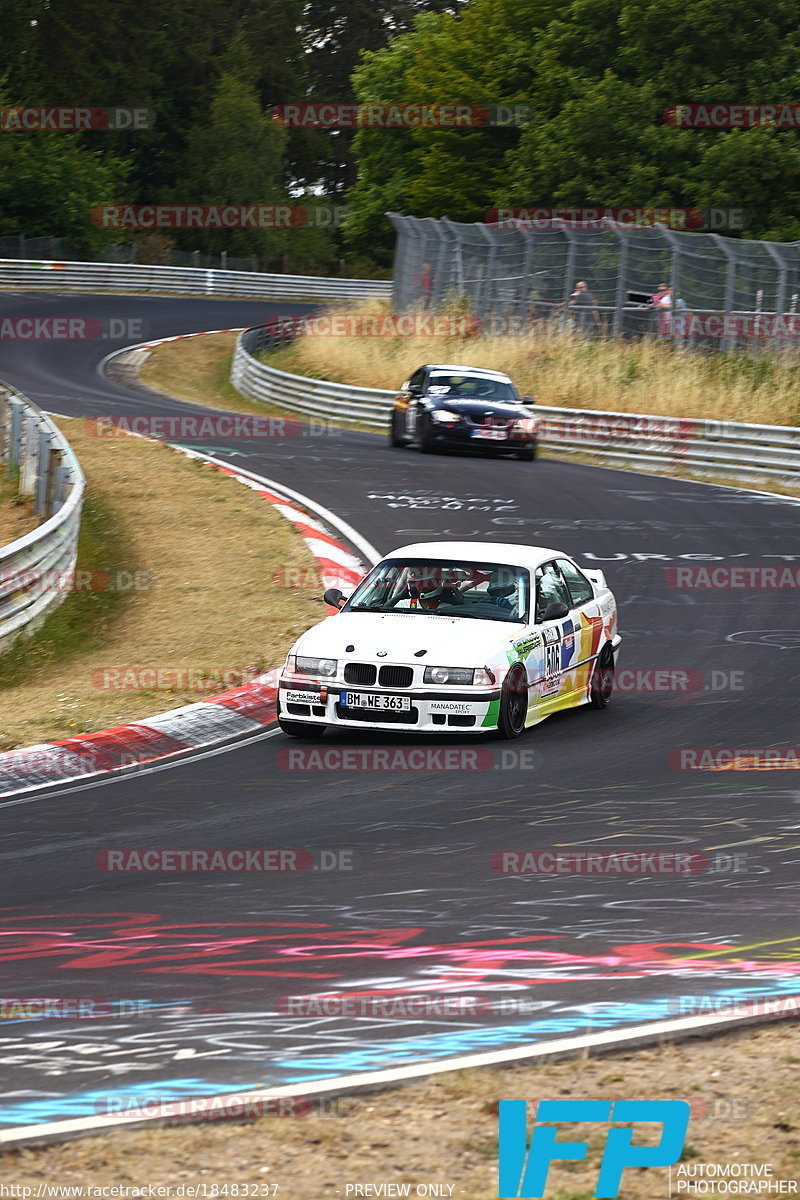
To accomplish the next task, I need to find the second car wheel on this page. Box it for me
[497,664,528,738]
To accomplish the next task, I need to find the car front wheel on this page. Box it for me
[497,664,528,738]
[589,643,615,708]
[416,414,438,453]
[389,410,406,448]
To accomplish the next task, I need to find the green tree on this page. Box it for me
[0,90,129,254]
[175,73,288,263]
[345,0,548,260]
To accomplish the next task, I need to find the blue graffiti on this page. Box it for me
[275,980,800,1079]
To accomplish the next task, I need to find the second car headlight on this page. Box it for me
[431,411,461,424]
[295,655,338,677]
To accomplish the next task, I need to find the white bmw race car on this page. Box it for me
[277,541,620,739]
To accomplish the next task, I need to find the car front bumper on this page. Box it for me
[429,426,536,453]
[278,680,503,734]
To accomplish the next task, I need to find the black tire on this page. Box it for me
[589,643,615,708]
[389,410,406,448]
[278,717,328,738]
[497,664,528,739]
[416,414,438,453]
[515,445,535,461]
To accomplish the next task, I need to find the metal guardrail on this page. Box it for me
[0,259,392,301]
[231,324,800,484]
[0,383,84,653]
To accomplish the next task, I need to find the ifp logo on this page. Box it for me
[498,1099,690,1198]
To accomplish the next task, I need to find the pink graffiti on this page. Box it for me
[0,913,798,983]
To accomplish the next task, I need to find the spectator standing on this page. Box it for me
[568,280,600,336]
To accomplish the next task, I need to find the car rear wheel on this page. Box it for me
[389,410,406,448]
[497,664,528,738]
[589,643,615,708]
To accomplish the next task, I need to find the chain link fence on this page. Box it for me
[387,214,800,353]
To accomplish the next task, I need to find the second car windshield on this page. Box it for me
[346,559,529,622]
[427,374,519,403]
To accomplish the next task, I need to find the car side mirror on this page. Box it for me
[522,396,536,405]
[407,384,423,396]
[323,588,347,609]
[541,600,569,621]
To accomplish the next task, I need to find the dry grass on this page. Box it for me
[272,300,800,427]
[1,1022,798,1198]
[0,417,323,750]
[0,476,39,543]
[136,332,264,416]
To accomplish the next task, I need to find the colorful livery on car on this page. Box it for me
[277,541,620,739]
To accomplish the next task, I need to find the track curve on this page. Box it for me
[0,291,798,1134]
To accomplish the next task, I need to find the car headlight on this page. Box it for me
[424,666,476,685]
[295,655,338,677]
[512,417,538,434]
[431,410,461,424]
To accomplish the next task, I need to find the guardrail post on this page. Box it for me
[0,392,8,465]
[34,428,53,517]
[7,399,23,474]
[19,416,39,494]
[52,463,70,514]
[44,446,61,517]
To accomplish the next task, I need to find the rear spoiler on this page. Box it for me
[582,568,607,592]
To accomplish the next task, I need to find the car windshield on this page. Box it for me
[346,559,529,622]
[427,374,519,403]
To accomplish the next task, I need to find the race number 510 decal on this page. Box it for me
[541,626,560,696]
[498,1099,690,1198]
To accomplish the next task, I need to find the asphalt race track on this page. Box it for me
[0,291,799,1131]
